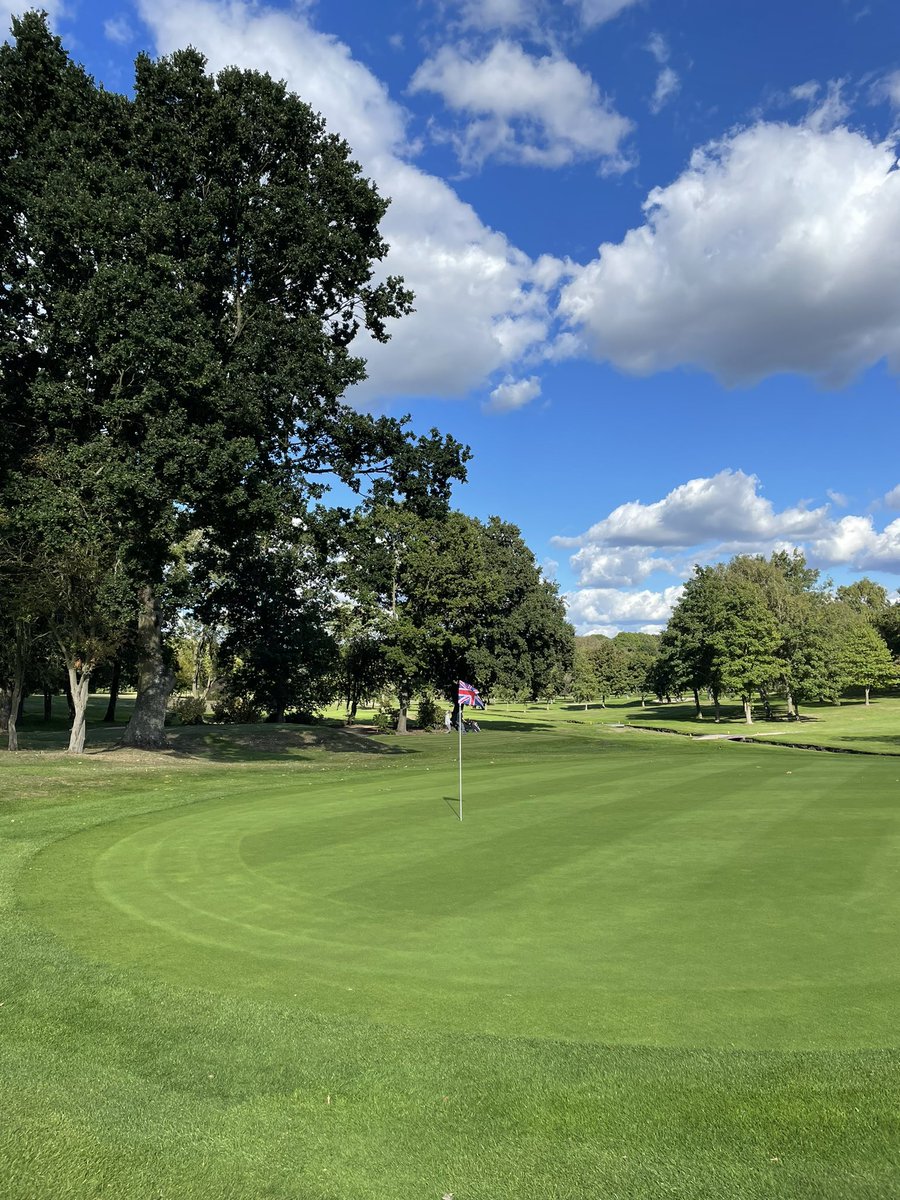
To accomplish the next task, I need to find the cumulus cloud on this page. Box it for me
[136,0,559,404]
[564,585,684,635]
[410,40,633,171]
[554,470,828,551]
[558,470,900,634]
[486,374,542,412]
[559,471,900,633]
[568,546,673,587]
[559,121,900,385]
[810,515,900,572]
[826,488,849,507]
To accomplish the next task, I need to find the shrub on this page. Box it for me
[372,708,398,734]
[416,693,441,730]
[170,696,207,725]
[210,695,262,724]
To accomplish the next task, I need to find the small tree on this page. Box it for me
[837,615,896,705]
[572,645,598,710]
[716,582,782,725]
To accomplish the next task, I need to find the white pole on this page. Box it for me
[458,698,463,821]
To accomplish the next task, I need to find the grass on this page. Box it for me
[1,700,899,1197]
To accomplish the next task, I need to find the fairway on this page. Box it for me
[4,723,900,1200]
[20,728,900,1050]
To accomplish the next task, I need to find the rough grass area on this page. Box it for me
[1,705,899,1198]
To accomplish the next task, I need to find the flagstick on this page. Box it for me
[458,701,463,822]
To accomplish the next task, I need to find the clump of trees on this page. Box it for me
[569,553,899,724]
[0,15,573,751]
[652,552,897,723]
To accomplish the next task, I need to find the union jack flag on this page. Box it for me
[458,680,485,709]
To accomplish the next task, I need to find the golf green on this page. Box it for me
[21,731,900,1051]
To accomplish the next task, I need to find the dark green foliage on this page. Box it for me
[210,538,337,723]
[169,696,207,725]
[338,506,573,727]
[415,693,441,730]
[0,14,467,748]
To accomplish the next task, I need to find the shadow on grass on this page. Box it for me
[122,723,412,764]
[476,718,557,733]
[9,720,416,764]
[442,795,462,820]
[819,733,900,747]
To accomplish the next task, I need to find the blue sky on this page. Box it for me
[14,0,900,633]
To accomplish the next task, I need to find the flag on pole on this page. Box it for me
[458,680,485,710]
[456,680,483,823]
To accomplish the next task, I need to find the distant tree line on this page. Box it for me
[573,552,899,724]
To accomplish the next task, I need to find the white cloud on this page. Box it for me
[826,488,849,507]
[875,69,900,108]
[567,0,642,28]
[4,2,64,36]
[791,81,820,103]
[554,470,828,550]
[486,374,542,412]
[804,80,850,133]
[410,40,633,170]
[565,585,684,635]
[646,32,669,64]
[568,546,673,586]
[137,0,558,405]
[561,471,900,634]
[559,120,900,385]
[104,15,134,44]
[810,515,900,572]
[455,0,539,31]
[650,66,679,113]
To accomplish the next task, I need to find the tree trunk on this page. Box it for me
[63,672,76,720]
[784,686,795,718]
[742,695,753,725]
[103,659,121,722]
[713,689,721,723]
[120,584,174,749]
[692,686,703,718]
[865,685,871,706]
[0,689,9,733]
[7,678,24,751]
[396,700,408,734]
[67,665,92,754]
[43,687,52,721]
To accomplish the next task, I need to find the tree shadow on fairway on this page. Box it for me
[475,717,557,733]
[97,723,413,764]
[815,734,900,751]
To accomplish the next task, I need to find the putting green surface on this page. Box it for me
[21,729,900,1051]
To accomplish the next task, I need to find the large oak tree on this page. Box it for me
[0,15,466,746]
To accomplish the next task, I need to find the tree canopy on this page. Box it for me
[0,14,468,748]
